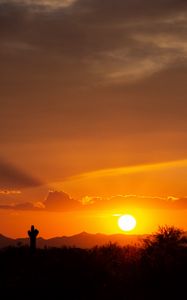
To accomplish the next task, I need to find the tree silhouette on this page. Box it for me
[28,225,39,253]
[142,225,187,274]
[144,225,185,250]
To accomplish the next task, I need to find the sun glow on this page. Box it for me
[118,214,137,232]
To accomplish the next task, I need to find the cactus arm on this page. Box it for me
[34,229,39,237]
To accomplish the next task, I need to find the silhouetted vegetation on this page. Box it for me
[28,225,39,253]
[0,226,187,299]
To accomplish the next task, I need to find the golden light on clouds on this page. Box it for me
[50,159,187,199]
[68,159,187,181]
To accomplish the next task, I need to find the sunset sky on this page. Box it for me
[1,0,187,238]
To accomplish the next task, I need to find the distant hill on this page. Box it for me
[0,232,147,249]
[0,234,16,248]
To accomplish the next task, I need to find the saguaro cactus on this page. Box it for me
[28,225,39,252]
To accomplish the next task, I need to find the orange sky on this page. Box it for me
[0,0,187,238]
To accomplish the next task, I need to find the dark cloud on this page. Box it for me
[1,0,187,89]
[0,159,42,189]
[43,190,81,211]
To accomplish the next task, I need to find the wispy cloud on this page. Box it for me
[0,202,40,211]
[1,0,187,87]
[68,159,187,181]
[0,0,77,9]
[0,190,21,195]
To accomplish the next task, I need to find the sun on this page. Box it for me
[118,214,137,232]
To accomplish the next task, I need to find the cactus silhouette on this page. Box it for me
[28,225,39,252]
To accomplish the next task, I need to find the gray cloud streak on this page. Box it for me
[1,0,187,85]
[0,159,42,189]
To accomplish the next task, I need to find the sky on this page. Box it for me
[1,0,187,238]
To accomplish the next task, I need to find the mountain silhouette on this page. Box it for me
[0,232,147,248]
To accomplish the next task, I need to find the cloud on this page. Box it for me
[81,196,102,205]
[0,190,81,211]
[1,0,187,87]
[0,0,77,9]
[0,159,42,189]
[0,190,21,194]
[80,194,187,211]
[0,190,187,212]
[68,159,187,181]
[0,202,40,211]
[43,190,81,211]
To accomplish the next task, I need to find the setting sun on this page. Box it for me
[118,215,137,232]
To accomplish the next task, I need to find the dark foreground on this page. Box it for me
[0,226,187,300]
